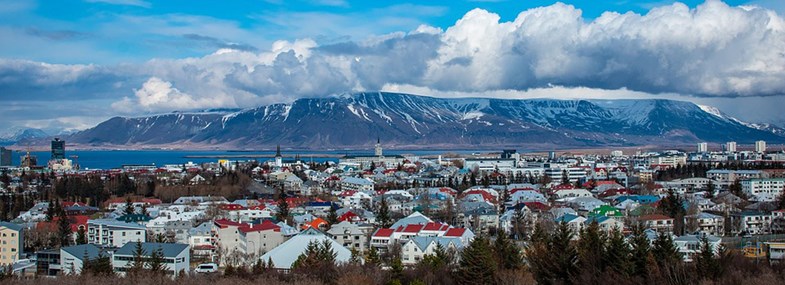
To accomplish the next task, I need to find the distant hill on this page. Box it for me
[0,127,48,146]
[62,92,785,149]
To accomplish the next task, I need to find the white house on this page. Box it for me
[60,244,105,275]
[401,236,463,265]
[341,177,375,192]
[87,219,146,248]
[742,178,785,202]
[673,234,721,262]
[112,242,190,277]
[260,228,352,269]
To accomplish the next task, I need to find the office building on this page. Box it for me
[0,147,11,166]
[51,138,65,160]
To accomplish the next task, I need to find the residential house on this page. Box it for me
[555,214,587,237]
[0,222,23,265]
[326,221,369,253]
[401,236,463,265]
[639,214,675,234]
[674,234,721,262]
[112,242,190,277]
[685,212,724,236]
[60,244,105,275]
[261,228,352,270]
[731,211,772,235]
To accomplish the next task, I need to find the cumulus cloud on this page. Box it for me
[2,1,785,121]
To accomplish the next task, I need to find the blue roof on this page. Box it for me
[616,195,659,204]
[114,242,188,258]
[585,216,612,224]
[555,214,581,223]
[61,244,105,260]
[0,222,23,231]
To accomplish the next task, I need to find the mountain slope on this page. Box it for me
[66,92,785,149]
[0,127,48,145]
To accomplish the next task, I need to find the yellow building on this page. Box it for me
[0,222,23,265]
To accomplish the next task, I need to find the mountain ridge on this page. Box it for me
[26,92,785,149]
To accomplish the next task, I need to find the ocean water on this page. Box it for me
[8,149,488,170]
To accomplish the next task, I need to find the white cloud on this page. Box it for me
[3,1,785,126]
[84,0,151,8]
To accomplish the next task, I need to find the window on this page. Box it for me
[122,232,126,237]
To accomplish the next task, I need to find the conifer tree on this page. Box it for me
[377,196,392,228]
[603,227,631,276]
[365,246,381,267]
[652,232,682,267]
[493,229,522,270]
[551,221,579,284]
[148,247,165,274]
[124,197,134,216]
[629,225,651,279]
[456,236,497,285]
[326,203,338,226]
[275,187,290,224]
[694,236,720,280]
[57,205,72,247]
[577,221,606,279]
[76,227,87,245]
[129,241,146,274]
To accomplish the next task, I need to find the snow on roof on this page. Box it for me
[260,228,352,269]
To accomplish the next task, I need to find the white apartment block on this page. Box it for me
[742,178,785,201]
[756,141,767,153]
[87,219,146,248]
[726,142,737,153]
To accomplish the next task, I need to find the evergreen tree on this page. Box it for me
[365,246,381,267]
[551,222,579,284]
[652,232,682,267]
[326,203,338,226]
[377,196,392,228]
[705,181,716,198]
[140,203,149,217]
[603,227,631,276]
[76,227,87,245]
[129,241,146,273]
[46,200,55,221]
[694,236,720,280]
[629,225,651,279]
[561,170,569,185]
[729,179,746,200]
[275,187,290,224]
[456,236,497,285]
[148,247,165,274]
[57,205,72,247]
[577,221,606,279]
[252,258,264,274]
[124,197,134,216]
[776,186,785,211]
[493,228,522,270]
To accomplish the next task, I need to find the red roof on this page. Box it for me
[338,211,359,222]
[37,215,89,233]
[444,228,466,237]
[214,219,245,228]
[553,184,575,190]
[639,214,673,221]
[422,222,449,231]
[523,202,551,212]
[373,228,394,237]
[401,224,424,233]
[239,220,281,233]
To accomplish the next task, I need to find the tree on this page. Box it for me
[129,241,146,274]
[76,227,87,245]
[140,203,149,217]
[776,186,785,211]
[603,227,631,277]
[377,196,392,228]
[493,228,522,270]
[326,203,338,226]
[705,181,716,198]
[658,189,686,235]
[148,247,165,274]
[46,200,55,222]
[57,205,72,248]
[456,236,496,285]
[629,225,651,279]
[124,197,135,216]
[577,221,606,280]
[365,246,381,267]
[275,187,290,224]
[729,179,746,200]
[694,236,720,280]
[561,170,569,185]
[652,232,681,268]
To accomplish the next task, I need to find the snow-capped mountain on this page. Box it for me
[0,127,49,145]
[65,92,785,149]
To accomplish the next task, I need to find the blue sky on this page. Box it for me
[1,0,784,133]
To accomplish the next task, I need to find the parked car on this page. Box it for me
[195,263,218,273]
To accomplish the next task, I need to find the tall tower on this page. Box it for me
[755,140,767,153]
[275,144,282,167]
[51,138,65,160]
[374,137,383,157]
[725,141,737,153]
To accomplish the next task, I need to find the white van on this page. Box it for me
[194,263,218,273]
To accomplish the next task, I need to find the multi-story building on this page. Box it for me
[756,141,767,153]
[706,169,763,185]
[112,242,190,277]
[685,212,724,236]
[674,234,721,262]
[0,147,11,166]
[401,236,463,265]
[742,178,785,201]
[639,214,674,234]
[725,141,737,153]
[697,142,708,153]
[731,211,772,235]
[51,138,65,160]
[87,219,146,247]
[326,221,369,253]
[340,177,375,192]
[0,222,23,265]
[60,244,104,275]
[648,154,687,168]
[543,165,586,183]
